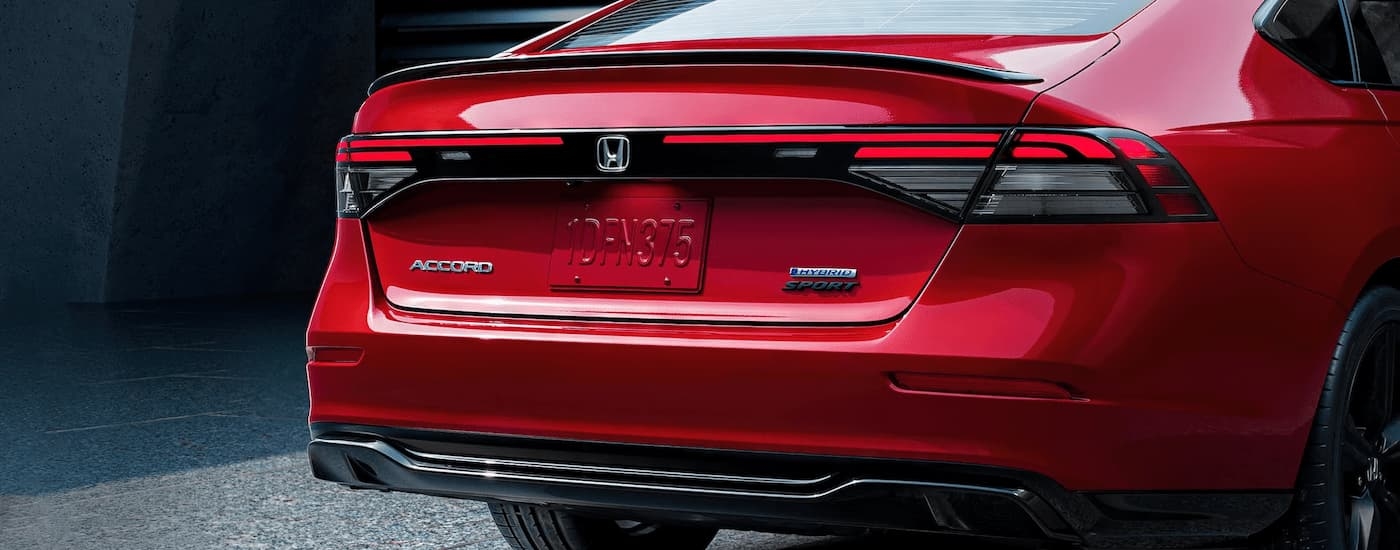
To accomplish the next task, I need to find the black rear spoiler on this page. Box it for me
[368,49,1044,95]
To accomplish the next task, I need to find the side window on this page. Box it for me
[1349,0,1400,85]
[1260,0,1355,81]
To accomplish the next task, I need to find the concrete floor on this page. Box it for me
[0,300,1034,549]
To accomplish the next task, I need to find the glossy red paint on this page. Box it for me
[355,64,1038,133]
[1022,0,1400,306]
[312,219,1341,491]
[520,34,1122,90]
[310,0,1400,503]
[354,34,1121,134]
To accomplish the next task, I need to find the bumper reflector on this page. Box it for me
[308,346,365,365]
[890,373,1076,400]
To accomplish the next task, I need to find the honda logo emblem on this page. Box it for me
[596,135,630,173]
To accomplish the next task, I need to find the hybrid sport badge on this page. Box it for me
[784,267,859,292]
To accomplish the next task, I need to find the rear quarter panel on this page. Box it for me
[1025,0,1400,308]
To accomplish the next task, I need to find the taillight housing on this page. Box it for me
[335,139,418,218]
[851,128,1213,223]
[334,136,569,218]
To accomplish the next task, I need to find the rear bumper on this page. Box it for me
[309,423,1289,547]
[310,218,1344,495]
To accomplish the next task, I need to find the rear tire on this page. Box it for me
[489,503,718,550]
[1261,287,1400,550]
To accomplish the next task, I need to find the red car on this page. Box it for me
[307,1,1400,548]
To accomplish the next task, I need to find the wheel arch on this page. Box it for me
[1364,258,1400,292]
[1340,226,1400,307]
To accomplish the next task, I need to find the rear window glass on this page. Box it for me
[552,0,1156,50]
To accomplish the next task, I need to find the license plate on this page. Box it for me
[549,198,710,293]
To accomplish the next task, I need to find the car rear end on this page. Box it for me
[307,1,1343,546]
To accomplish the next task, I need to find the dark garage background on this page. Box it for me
[0,0,605,304]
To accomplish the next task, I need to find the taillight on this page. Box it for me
[851,128,1213,223]
[337,167,416,217]
[850,165,988,216]
[334,136,565,218]
[847,134,1000,216]
[335,139,417,218]
[973,164,1145,217]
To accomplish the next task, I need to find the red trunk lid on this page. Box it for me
[354,37,1117,324]
[370,178,956,324]
[356,35,1116,133]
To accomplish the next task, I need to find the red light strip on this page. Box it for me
[1136,164,1184,187]
[855,146,996,159]
[1018,133,1116,159]
[1011,146,1070,159]
[349,136,564,149]
[1156,193,1207,217]
[665,132,1002,145]
[347,151,413,163]
[1110,137,1161,159]
[335,152,350,163]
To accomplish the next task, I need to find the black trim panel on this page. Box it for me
[368,49,1044,94]
[347,127,1006,223]
[309,423,1292,547]
[310,423,1078,541]
[340,126,1216,225]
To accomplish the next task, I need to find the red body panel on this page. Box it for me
[357,35,1116,133]
[310,0,1400,496]
[356,64,1038,133]
[1024,0,1400,305]
[520,33,1120,86]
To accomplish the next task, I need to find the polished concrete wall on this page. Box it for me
[0,0,373,303]
[0,0,136,303]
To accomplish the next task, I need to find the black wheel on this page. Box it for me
[489,502,718,550]
[1265,287,1400,550]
